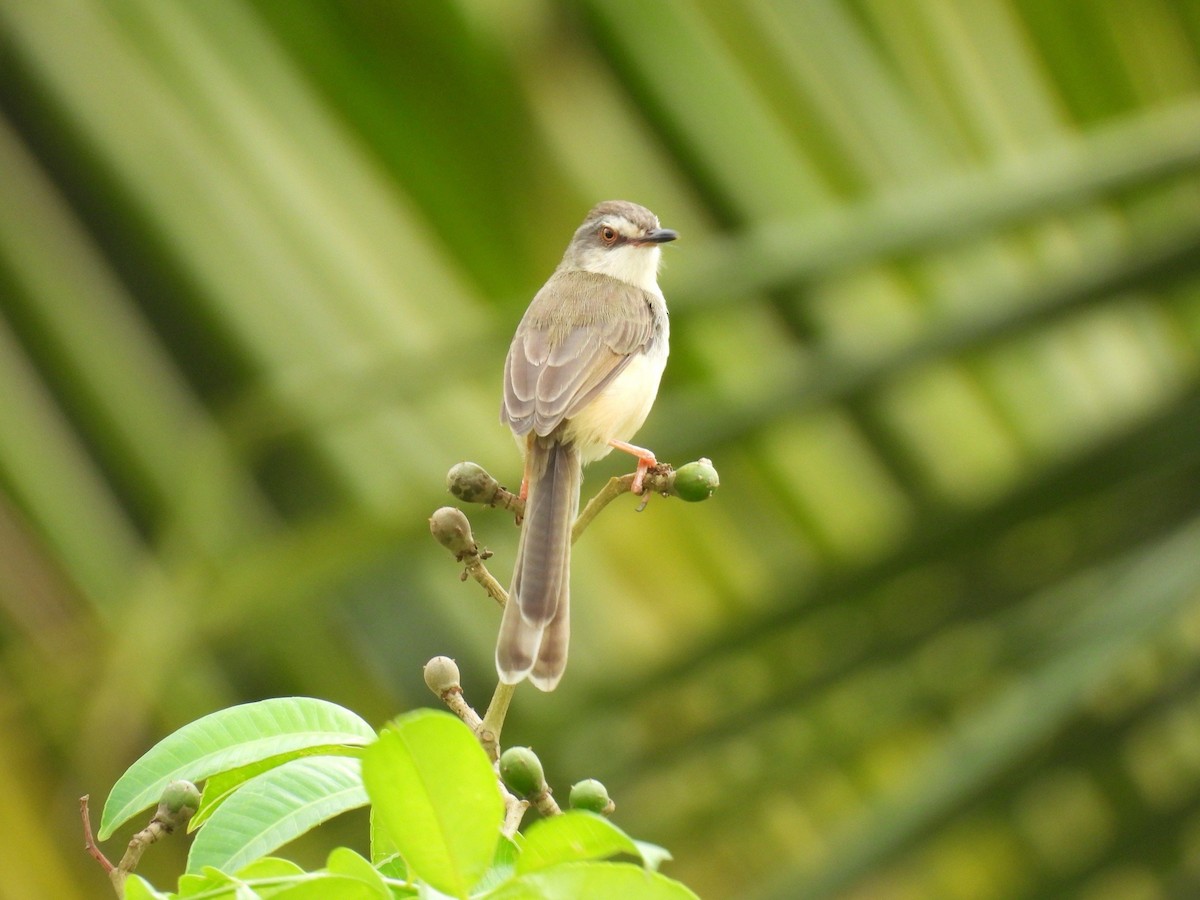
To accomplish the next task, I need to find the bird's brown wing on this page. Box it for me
[503,270,657,437]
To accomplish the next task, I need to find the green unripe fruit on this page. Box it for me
[673,458,719,502]
[499,746,547,799]
[569,778,614,815]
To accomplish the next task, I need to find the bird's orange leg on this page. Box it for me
[519,435,534,501]
[608,439,657,494]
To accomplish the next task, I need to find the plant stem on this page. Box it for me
[464,554,508,608]
[573,474,636,542]
[478,680,517,760]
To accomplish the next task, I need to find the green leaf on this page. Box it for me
[176,867,237,896]
[101,698,375,839]
[236,858,307,880]
[369,805,401,866]
[264,874,383,900]
[373,853,407,884]
[191,745,363,832]
[176,866,257,898]
[484,861,699,899]
[473,836,520,894]
[187,756,368,874]
[631,840,673,873]
[361,709,502,898]
[516,812,658,874]
[327,847,390,895]
[123,876,174,900]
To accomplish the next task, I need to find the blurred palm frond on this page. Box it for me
[2,1,1200,897]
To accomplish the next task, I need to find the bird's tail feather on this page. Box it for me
[496,439,579,690]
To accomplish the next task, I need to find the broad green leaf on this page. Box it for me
[124,876,173,900]
[483,861,699,899]
[632,840,673,873]
[411,885,457,900]
[374,853,408,883]
[101,698,374,839]
[176,866,244,897]
[237,857,307,880]
[361,710,502,898]
[327,847,390,895]
[187,756,368,874]
[263,874,382,900]
[516,812,651,874]
[472,835,520,894]
[176,865,259,898]
[192,745,363,832]
[370,806,402,866]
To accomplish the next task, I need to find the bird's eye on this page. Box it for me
[599,225,618,245]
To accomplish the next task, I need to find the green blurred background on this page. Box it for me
[2,1,1200,897]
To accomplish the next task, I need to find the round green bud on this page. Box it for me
[447,462,499,504]
[423,656,461,696]
[160,780,201,816]
[499,746,547,799]
[429,506,474,556]
[672,458,719,502]
[569,779,614,815]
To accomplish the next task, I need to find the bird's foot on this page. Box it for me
[608,438,657,494]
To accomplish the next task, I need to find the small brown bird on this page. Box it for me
[497,200,677,690]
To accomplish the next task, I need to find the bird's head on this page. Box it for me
[562,200,677,289]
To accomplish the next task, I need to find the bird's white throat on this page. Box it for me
[577,243,663,291]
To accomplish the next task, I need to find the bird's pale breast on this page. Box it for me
[563,334,668,464]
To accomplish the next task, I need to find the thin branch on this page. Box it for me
[532,789,563,818]
[80,795,114,874]
[448,458,716,549]
[464,555,508,608]
[479,681,517,761]
[83,783,198,897]
[500,789,530,838]
[573,474,637,541]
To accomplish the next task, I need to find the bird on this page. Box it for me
[497,200,676,691]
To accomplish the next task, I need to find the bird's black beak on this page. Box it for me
[638,228,678,244]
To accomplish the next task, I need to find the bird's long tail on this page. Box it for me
[496,438,580,691]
